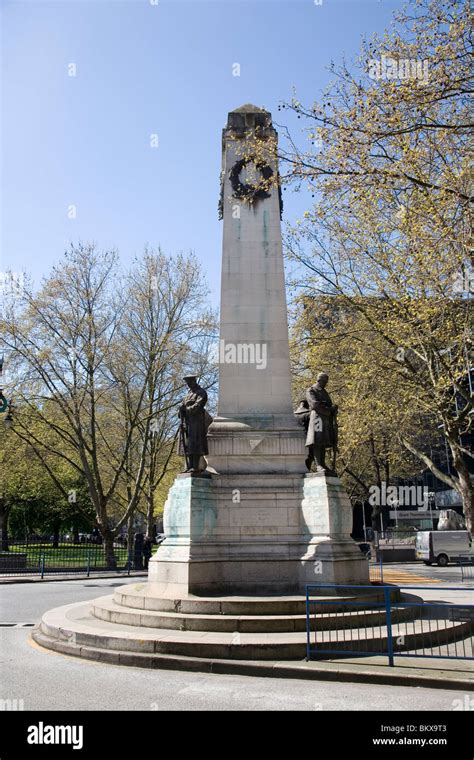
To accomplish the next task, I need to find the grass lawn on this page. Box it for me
[8,543,130,569]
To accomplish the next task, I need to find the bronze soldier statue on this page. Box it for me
[305,372,338,474]
[178,375,212,474]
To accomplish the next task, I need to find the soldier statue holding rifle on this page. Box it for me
[178,375,212,474]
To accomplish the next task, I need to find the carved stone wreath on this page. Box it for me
[229,157,273,203]
[218,159,283,220]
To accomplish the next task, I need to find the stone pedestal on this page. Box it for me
[148,471,368,596]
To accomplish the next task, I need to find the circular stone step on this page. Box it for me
[112,583,393,616]
[33,597,471,662]
[91,593,419,633]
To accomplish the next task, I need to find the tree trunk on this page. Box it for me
[448,434,474,532]
[127,513,134,567]
[458,477,474,533]
[0,500,10,551]
[72,524,80,544]
[146,492,155,540]
[369,435,384,530]
[51,518,61,549]
[102,530,117,569]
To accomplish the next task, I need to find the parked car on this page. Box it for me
[415,530,474,567]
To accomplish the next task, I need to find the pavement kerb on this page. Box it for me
[31,627,474,691]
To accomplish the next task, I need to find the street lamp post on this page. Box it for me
[361,500,367,542]
[4,402,13,430]
[0,355,14,428]
[0,392,13,429]
[428,491,435,530]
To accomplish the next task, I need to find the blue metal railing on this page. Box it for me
[306,584,473,666]
[458,557,474,583]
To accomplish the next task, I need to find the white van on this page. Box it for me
[415,530,474,566]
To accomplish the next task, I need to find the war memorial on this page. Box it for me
[32,106,422,666]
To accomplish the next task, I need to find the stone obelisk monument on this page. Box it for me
[148,105,368,596]
[207,104,305,474]
[31,107,401,669]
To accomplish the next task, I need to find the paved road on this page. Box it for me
[379,562,472,585]
[0,579,471,711]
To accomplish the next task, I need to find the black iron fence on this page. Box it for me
[0,540,157,577]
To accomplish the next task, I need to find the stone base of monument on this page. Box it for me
[31,586,386,663]
[35,584,472,672]
[146,471,369,596]
[34,472,415,669]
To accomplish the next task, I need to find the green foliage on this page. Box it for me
[284,0,473,526]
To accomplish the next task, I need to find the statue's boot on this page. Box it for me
[187,455,205,475]
[314,446,328,473]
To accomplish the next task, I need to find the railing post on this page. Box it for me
[86,547,91,578]
[305,586,312,661]
[379,554,384,584]
[384,586,394,666]
[40,552,45,579]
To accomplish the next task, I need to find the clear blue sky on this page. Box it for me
[2,0,402,304]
